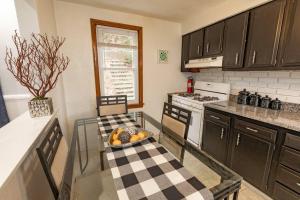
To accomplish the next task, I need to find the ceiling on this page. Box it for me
[58,0,222,22]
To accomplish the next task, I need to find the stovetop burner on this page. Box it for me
[178,93,193,97]
[193,96,219,102]
[178,93,201,97]
[177,93,220,102]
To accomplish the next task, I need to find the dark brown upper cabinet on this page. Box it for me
[203,22,224,56]
[222,12,249,69]
[189,29,204,59]
[181,34,190,72]
[278,0,300,68]
[245,0,286,69]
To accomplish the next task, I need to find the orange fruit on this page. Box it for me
[117,128,124,135]
[112,140,121,145]
[137,132,146,139]
[113,133,119,140]
[130,135,140,142]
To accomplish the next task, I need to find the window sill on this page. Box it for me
[128,103,144,109]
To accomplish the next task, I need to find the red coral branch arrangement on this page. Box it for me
[5,31,69,99]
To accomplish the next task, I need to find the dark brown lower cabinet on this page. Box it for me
[230,130,275,191]
[202,120,229,164]
[202,108,300,199]
[273,182,300,200]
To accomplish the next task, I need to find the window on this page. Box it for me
[91,19,143,108]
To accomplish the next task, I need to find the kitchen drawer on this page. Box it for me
[204,110,230,125]
[280,146,300,173]
[276,165,300,194]
[273,182,300,200]
[234,119,277,143]
[284,133,300,151]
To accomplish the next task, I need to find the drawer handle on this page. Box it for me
[206,42,210,53]
[220,128,224,140]
[235,53,239,65]
[246,127,258,133]
[252,50,256,64]
[236,133,241,146]
[210,115,220,120]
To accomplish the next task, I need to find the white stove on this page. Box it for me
[172,81,230,148]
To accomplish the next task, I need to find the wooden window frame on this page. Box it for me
[90,19,144,109]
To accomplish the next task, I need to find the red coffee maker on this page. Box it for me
[187,76,194,93]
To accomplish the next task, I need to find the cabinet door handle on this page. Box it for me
[197,45,200,55]
[206,43,210,53]
[296,183,300,187]
[235,53,239,65]
[252,50,256,64]
[221,128,224,140]
[210,115,220,120]
[246,127,258,133]
[236,133,241,146]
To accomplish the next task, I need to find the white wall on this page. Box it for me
[1,0,41,120]
[0,0,68,136]
[54,1,188,133]
[35,0,69,137]
[182,0,272,34]
[0,0,29,120]
[14,0,40,37]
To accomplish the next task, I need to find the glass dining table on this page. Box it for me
[59,112,242,200]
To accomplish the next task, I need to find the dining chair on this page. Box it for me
[96,95,128,117]
[161,102,192,142]
[36,118,68,199]
[161,102,192,163]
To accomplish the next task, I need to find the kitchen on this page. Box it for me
[0,0,300,200]
[169,0,300,199]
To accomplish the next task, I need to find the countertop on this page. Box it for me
[205,101,300,132]
[0,111,55,188]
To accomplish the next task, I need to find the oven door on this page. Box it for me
[187,111,202,147]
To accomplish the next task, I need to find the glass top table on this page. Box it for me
[59,112,242,200]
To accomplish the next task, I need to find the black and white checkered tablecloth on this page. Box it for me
[98,114,213,200]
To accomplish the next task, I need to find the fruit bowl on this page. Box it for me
[108,127,153,149]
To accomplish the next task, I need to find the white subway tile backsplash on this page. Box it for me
[259,77,278,83]
[247,87,258,93]
[230,89,240,95]
[285,96,300,104]
[249,71,269,77]
[268,71,291,78]
[231,81,249,89]
[257,87,277,94]
[193,68,300,104]
[277,89,300,97]
[243,77,259,82]
[279,78,300,84]
[224,72,235,77]
[290,71,300,78]
[229,77,242,81]
[267,83,290,89]
[234,72,247,77]
[290,83,300,91]
[250,82,267,88]
[268,93,284,100]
